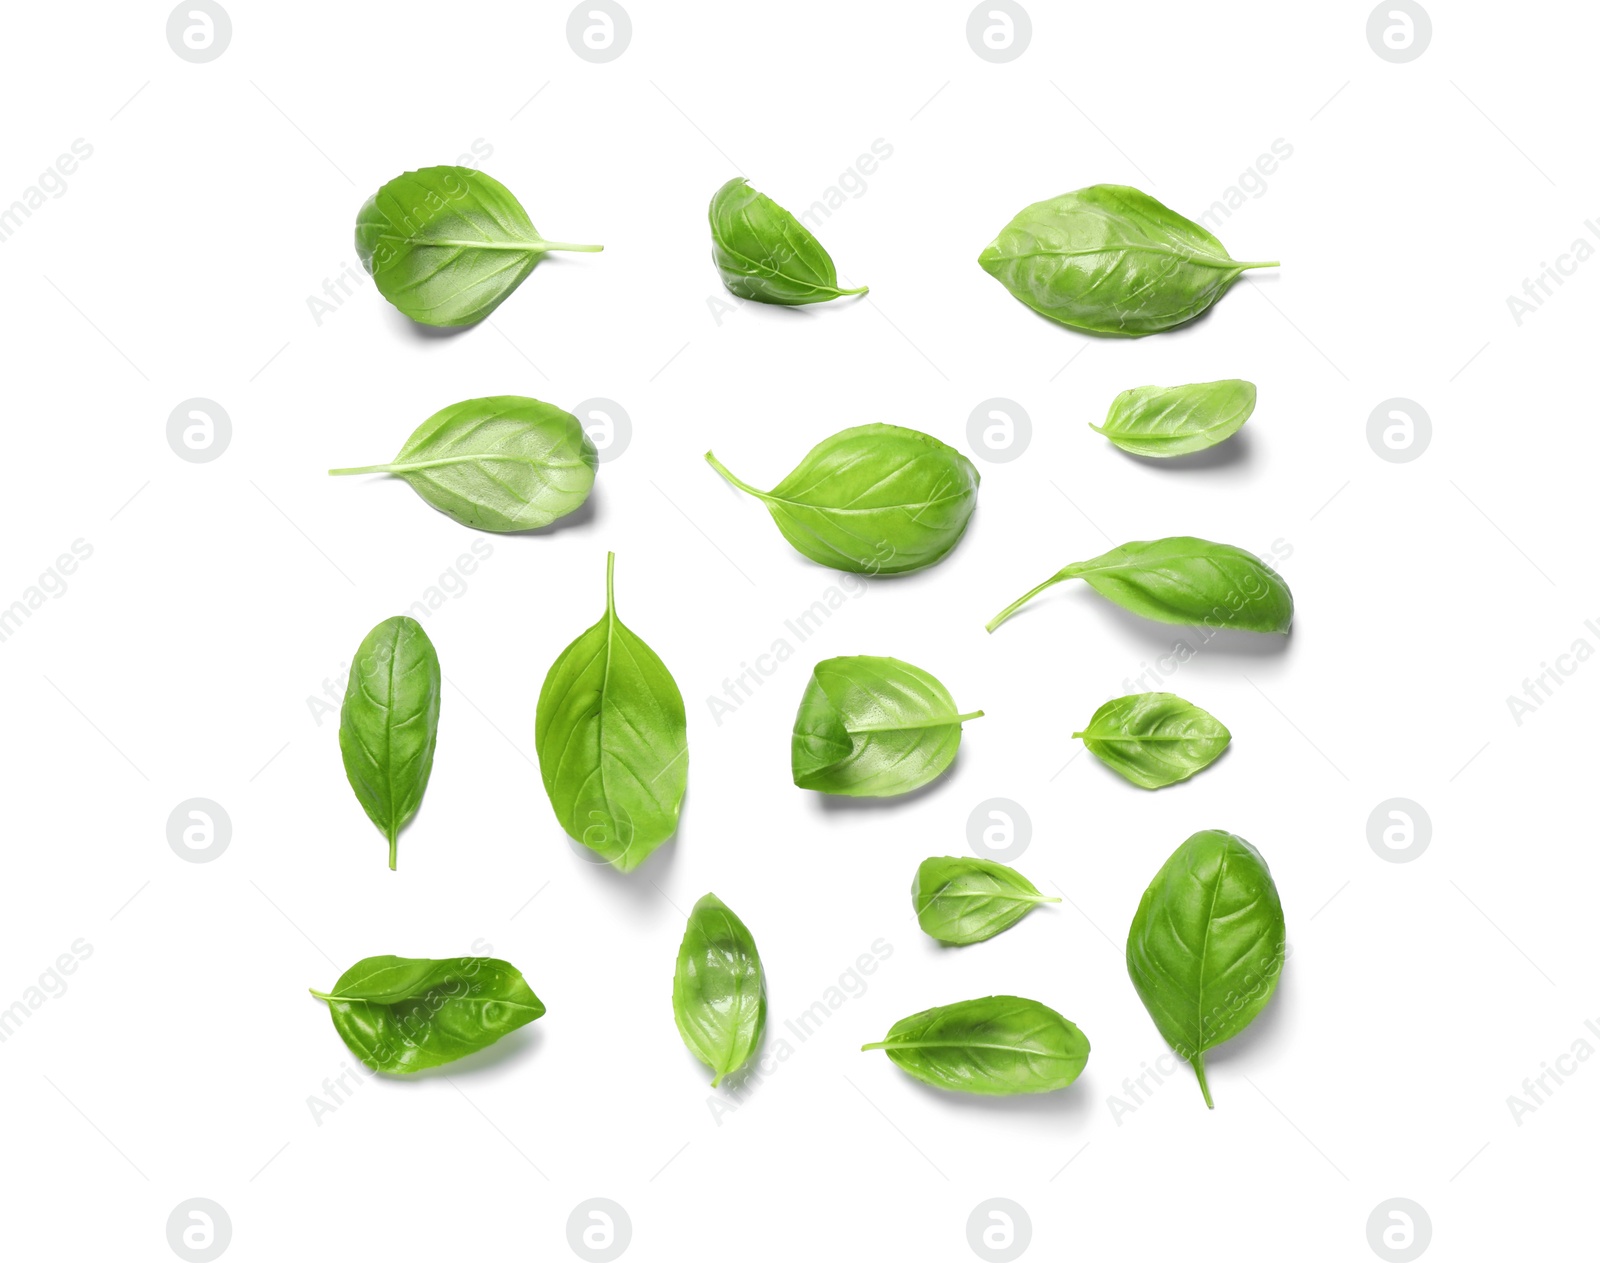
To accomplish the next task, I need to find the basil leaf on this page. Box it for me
[1073,692,1230,789]
[705,424,979,575]
[791,655,982,797]
[861,995,1090,1095]
[339,616,441,869]
[1093,379,1256,458]
[987,537,1293,634]
[912,857,1059,945]
[356,166,602,327]
[1126,830,1286,1107]
[672,893,766,1086]
[535,553,687,871]
[310,955,544,1075]
[709,177,867,305]
[977,184,1277,336]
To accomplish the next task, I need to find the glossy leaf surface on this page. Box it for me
[912,857,1059,945]
[709,177,866,305]
[673,893,766,1086]
[861,995,1090,1095]
[1073,692,1231,789]
[1093,379,1257,457]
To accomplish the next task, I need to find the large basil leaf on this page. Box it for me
[1073,692,1230,789]
[329,396,597,532]
[1126,830,1286,1107]
[861,995,1090,1095]
[356,166,602,327]
[338,616,441,869]
[709,177,867,305]
[791,656,981,797]
[535,553,687,872]
[987,537,1293,634]
[310,955,544,1075]
[912,857,1059,945]
[1093,379,1256,458]
[673,893,766,1086]
[977,185,1277,336]
[705,424,979,575]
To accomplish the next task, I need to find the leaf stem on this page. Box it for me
[606,550,616,615]
[837,284,869,296]
[308,989,335,1001]
[860,1041,891,1051]
[955,710,985,723]
[327,463,393,477]
[703,451,767,499]
[1191,1053,1215,1108]
[536,240,604,253]
[1237,260,1279,270]
[985,573,1064,633]
[389,835,398,871]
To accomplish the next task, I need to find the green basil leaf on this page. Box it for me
[535,553,687,871]
[705,425,979,575]
[1126,830,1286,1107]
[911,857,1059,945]
[673,893,766,1086]
[709,177,867,305]
[356,166,602,327]
[977,184,1277,336]
[339,616,441,869]
[861,995,1090,1095]
[1073,692,1230,789]
[791,655,981,797]
[329,396,597,532]
[987,537,1293,634]
[310,955,544,1075]
[1093,379,1256,458]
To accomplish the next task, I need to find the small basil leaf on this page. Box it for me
[791,655,981,797]
[1126,830,1286,1107]
[356,166,601,327]
[329,396,597,532]
[1093,379,1256,458]
[705,425,979,575]
[987,536,1293,634]
[709,177,867,305]
[310,954,544,1075]
[911,857,1060,945]
[535,553,687,872]
[978,184,1277,336]
[861,995,1090,1095]
[673,893,766,1086]
[1073,692,1231,789]
[338,616,441,869]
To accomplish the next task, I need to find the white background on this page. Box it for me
[1,2,1593,1260]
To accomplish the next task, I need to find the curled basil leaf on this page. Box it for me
[705,424,979,575]
[1074,693,1230,789]
[987,537,1293,634]
[978,184,1277,336]
[709,177,867,305]
[1126,830,1286,1107]
[329,396,597,532]
[673,893,766,1086]
[311,955,544,1075]
[861,995,1090,1095]
[791,655,981,797]
[912,857,1059,945]
[535,553,687,872]
[339,616,441,869]
[1093,379,1256,458]
[356,165,602,327]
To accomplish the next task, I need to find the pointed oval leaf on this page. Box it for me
[1073,692,1231,789]
[861,995,1090,1095]
[1093,379,1256,457]
[708,177,867,305]
[911,857,1060,945]
[673,893,766,1086]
